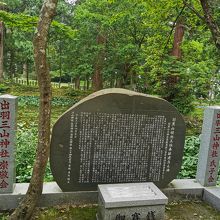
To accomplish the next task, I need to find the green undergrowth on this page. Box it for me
[178,136,220,184]
[18,105,71,127]
[1,82,219,184]
[184,108,204,136]
[1,201,220,220]
[32,205,97,220]
[16,128,220,184]
[165,200,220,219]
[0,81,91,98]
[18,96,77,107]
[178,136,200,178]
[16,123,53,182]
[0,205,98,220]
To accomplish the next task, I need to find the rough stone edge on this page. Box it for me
[0,179,219,211]
[53,88,185,129]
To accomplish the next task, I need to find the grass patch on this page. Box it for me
[1,201,220,220]
[32,205,97,220]
[165,200,220,219]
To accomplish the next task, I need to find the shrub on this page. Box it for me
[178,136,200,178]
[65,89,92,98]
[16,123,53,182]
[18,96,77,107]
[179,136,220,184]
[0,83,10,94]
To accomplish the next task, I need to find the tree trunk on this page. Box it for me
[23,62,29,85]
[59,39,62,88]
[171,19,185,59]
[9,0,57,219]
[75,76,80,90]
[110,78,114,88]
[115,78,123,88]
[200,0,220,51]
[92,33,106,91]
[83,80,86,90]
[122,63,131,88]
[9,50,15,79]
[165,18,185,102]
[86,78,90,90]
[0,21,4,82]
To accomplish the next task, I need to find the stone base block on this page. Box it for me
[163,179,204,201]
[203,187,220,211]
[97,205,165,220]
[97,182,168,220]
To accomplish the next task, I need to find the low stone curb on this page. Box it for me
[0,179,220,212]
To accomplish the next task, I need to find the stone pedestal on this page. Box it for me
[196,106,220,186]
[97,182,168,220]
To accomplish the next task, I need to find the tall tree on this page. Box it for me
[165,17,185,102]
[9,0,58,219]
[171,18,185,59]
[199,0,220,51]
[92,32,105,91]
[0,21,4,82]
[0,2,7,81]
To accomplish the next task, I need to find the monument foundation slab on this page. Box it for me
[97,182,168,220]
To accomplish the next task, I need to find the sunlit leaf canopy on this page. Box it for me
[0,0,219,115]
[0,10,76,38]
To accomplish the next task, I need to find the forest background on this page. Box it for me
[0,0,219,184]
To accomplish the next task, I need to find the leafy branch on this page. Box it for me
[0,10,76,38]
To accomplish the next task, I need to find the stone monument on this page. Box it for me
[50,88,186,191]
[0,94,17,193]
[196,106,220,186]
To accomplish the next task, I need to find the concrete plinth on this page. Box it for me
[0,180,220,213]
[97,182,168,220]
[0,182,97,210]
[203,187,220,211]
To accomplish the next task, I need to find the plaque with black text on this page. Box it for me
[50,89,186,191]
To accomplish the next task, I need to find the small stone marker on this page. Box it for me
[0,94,17,193]
[97,182,168,220]
[196,106,220,186]
[50,88,186,191]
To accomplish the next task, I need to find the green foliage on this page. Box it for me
[1,0,220,106]
[170,82,195,115]
[179,135,220,183]
[0,10,76,37]
[15,93,80,183]
[52,97,78,107]
[34,206,97,220]
[18,96,78,107]
[0,83,10,93]
[1,0,220,186]
[172,95,195,115]
[179,136,200,178]
[16,123,37,182]
[16,123,53,182]
[64,89,92,98]
[4,83,39,96]
[152,57,196,114]
[0,205,98,220]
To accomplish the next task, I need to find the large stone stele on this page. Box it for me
[50,88,186,192]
